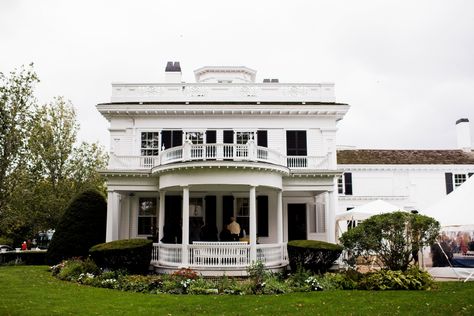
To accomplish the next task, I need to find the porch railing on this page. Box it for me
[151,242,288,269]
[109,143,332,171]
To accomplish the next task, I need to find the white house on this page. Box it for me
[337,118,474,220]
[97,62,349,274]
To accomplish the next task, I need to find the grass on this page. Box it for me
[1,266,473,315]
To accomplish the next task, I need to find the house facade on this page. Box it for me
[97,62,349,274]
[337,119,474,219]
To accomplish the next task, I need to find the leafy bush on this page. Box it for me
[357,267,434,290]
[340,212,440,271]
[46,190,107,265]
[89,239,153,274]
[53,258,100,281]
[287,240,343,274]
[0,251,46,265]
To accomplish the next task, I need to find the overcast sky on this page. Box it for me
[1,0,473,150]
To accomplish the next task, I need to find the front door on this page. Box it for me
[288,203,307,241]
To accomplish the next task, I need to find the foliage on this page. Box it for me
[340,211,440,271]
[52,258,100,281]
[0,251,47,265]
[357,267,435,290]
[89,239,152,274]
[247,260,268,293]
[0,65,108,247]
[46,190,107,264]
[287,240,343,274]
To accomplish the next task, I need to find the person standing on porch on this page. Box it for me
[227,217,241,241]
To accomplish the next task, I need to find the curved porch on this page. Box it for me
[151,242,288,276]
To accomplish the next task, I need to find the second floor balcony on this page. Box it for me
[108,142,335,172]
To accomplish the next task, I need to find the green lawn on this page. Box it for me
[1,266,473,315]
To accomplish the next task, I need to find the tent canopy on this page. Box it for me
[335,199,401,222]
[423,175,474,227]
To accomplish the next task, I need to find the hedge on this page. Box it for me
[0,251,47,265]
[46,190,107,265]
[89,239,153,274]
[287,240,343,274]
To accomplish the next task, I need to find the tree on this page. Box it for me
[46,190,107,265]
[339,211,440,271]
[0,64,38,214]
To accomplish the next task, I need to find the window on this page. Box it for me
[186,132,203,144]
[257,196,269,237]
[236,198,249,236]
[141,132,159,156]
[138,198,157,236]
[286,131,307,156]
[446,172,473,194]
[338,173,353,195]
[236,131,254,144]
[454,174,467,188]
[161,130,182,149]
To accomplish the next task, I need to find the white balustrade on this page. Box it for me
[109,145,333,170]
[153,242,287,269]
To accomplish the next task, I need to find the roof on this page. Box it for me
[337,149,474,165]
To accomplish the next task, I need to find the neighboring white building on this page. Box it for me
[337,119,474,218]
[97,62,349,274]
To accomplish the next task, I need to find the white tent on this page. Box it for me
[335,199,401,242]
[335,199,401,222]
[423,175,474,227]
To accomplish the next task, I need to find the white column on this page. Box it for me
[249,186,257,262]
[158,191,165,243]
[327,185,338,243]
[277,190,283,244]
[181,186,190,266]
[106,191,120,242]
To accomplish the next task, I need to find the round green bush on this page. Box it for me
[287,240,343,274]
[46,190,107,265]
[89,239,153,274]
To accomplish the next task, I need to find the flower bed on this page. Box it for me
[50,258,435,295]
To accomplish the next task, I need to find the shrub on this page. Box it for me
[89,239,153,274]
[340,212,440,271]
[54,258,100,281]
[357,267,435,290]
[46,190,107,265]
[287,240,343,274]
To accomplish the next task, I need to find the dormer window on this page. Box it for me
[217,80,232,84]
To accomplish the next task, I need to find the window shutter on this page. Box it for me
[222,196,234,226]
[206,130,216,144]
[257,196,269,237]
[445,173,453,194]
[223,130,233,144]
[468,173,474,178]
[257,130,268,147]
[161,131,171,149]
[344,172,353,195]
[172,130,182,147]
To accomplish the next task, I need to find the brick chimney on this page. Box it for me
[165,61,182,83]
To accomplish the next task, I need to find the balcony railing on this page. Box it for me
[108,142,333,171]
[151,242,288,269]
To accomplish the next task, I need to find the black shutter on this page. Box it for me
[257,196,269,237]
[206,130,216,144]
[445,173,453,194]
[223,130,233,143]
[205,196,217,225]
[286,131,307,156]
[172,130,182,147]
[257,130,268,147]
[468,173,474,178]
[344,172,353,195]
[161,131,171,149]
[222,196,234,227]
[297,131,307,156]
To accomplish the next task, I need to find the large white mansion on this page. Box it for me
[97,62,474,274]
